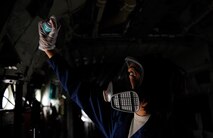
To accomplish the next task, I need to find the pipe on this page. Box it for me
[103,0,136,28]
[92,0,107,37]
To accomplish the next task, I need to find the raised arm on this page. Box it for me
[37,16,114,137]
[37,15,78,92]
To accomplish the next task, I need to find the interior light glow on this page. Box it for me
[35,89,41,102]
[2,85,15,110]
[81,110,92,123]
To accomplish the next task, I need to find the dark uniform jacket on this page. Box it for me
[47,54,193,138]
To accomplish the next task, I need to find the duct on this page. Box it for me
[102,0,136,29]
[92,0,107,37]
[182,2,213,34]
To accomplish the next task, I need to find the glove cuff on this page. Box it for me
[38,45,56,51]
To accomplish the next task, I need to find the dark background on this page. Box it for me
[0,0,213,137]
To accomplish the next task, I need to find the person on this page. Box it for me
[37,16,192,138]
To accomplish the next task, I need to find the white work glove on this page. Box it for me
[38,16,60,51]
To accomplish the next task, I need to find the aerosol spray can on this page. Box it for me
[41,19,52,35]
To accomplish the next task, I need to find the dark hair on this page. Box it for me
[135,55,186,114]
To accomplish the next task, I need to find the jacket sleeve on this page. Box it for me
[47,54,114,137]
[47,54,79,93]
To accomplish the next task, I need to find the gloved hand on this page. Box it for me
[38,16,60,51]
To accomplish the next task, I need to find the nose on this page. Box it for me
[128,68,140,89]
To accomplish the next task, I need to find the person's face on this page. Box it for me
[127,63,143,90]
